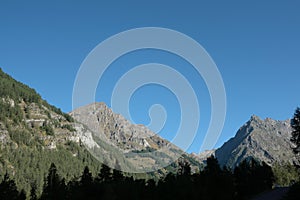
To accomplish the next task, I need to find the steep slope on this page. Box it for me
[0,68,103,195]
[215,115,297,168]
[0,68,202,195]
[71,102,201,173]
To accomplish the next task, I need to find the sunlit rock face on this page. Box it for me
[215,115,297,168]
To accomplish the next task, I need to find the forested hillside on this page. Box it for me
[0,68,103,196]
[0,68,192,198]
[0,155,277,200]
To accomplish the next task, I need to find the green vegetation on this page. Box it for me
[0,156,277,200]
[0,68,41,104]
[0,173,25,200]
[61,124,76,132]
[40,121,54,136]
[273,163,299,186]
[0,142,102,196]
[284,108,300,199]
[0,101,23,124]
[0,68,74,121]
[181,153,203,169]
[131,146,156,153]
[234,158,274,198]
[291,107,300,154]
[0,68,94,196]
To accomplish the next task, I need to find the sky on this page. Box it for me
[0,0,300,153]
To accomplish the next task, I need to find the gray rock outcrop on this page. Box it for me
[215,115,298,168]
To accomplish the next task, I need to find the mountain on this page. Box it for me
[0,68,201,195]
[0,68,105,194]
[198,115,297,168]
[70,102,201,173]
[191,150,216,164]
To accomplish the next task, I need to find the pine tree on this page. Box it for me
[111,160,124,182]
[112,168,124,182]
[291,107,300,154]
[96,164,112,183]
[30,183,38,200]
[178,159,191,176]
[40,163,66,200]
[234,158,274,198]
[0,173,20,200]
[80,166,93,187]
[18,190,26,200]
[203,155,222,175]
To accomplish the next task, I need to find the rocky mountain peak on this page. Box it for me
[71,102,161,152]
[214,115,297,168]
[70,102,201,173]
[250,114,262,122]
[0,68,202,178]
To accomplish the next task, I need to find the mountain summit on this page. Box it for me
[70,102,201,173]
[215,115,297,168]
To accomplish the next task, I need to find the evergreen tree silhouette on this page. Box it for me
[291,107,300,154]
[204,155,222,175]
[18,189,26,200]
[112,160,124,182]
[0,173,20,200]
[77,166,99,200]
[178,159,191,176]
[234,158,274,199]
[199,156,235,200]
[30,183,38,200]
[96,164,112,183]
[145,179,156,199]
[285,108,300,199]
[81,166,93,187]
[40,163,66,200]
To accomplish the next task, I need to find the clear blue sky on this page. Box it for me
[0,0,299,153]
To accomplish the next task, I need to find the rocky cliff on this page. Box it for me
[70,102,201,173]
[214,115,297,168]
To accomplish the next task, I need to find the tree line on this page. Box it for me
[0,156,276,200]
[2,106,300,199]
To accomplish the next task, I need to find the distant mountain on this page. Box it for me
[194,115,298,168]
[70,102,202,173]
[191,150,216,164]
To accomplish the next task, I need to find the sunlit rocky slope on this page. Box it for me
[194,115,297,168]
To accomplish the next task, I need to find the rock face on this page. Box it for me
[71,102,167,152]
[215,115,297,168]
[70,102,201,173]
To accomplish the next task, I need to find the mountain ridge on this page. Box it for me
[194,115,297,168]
[0,67,298,195]
[0,68,202,195]
[70,102,202,173]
